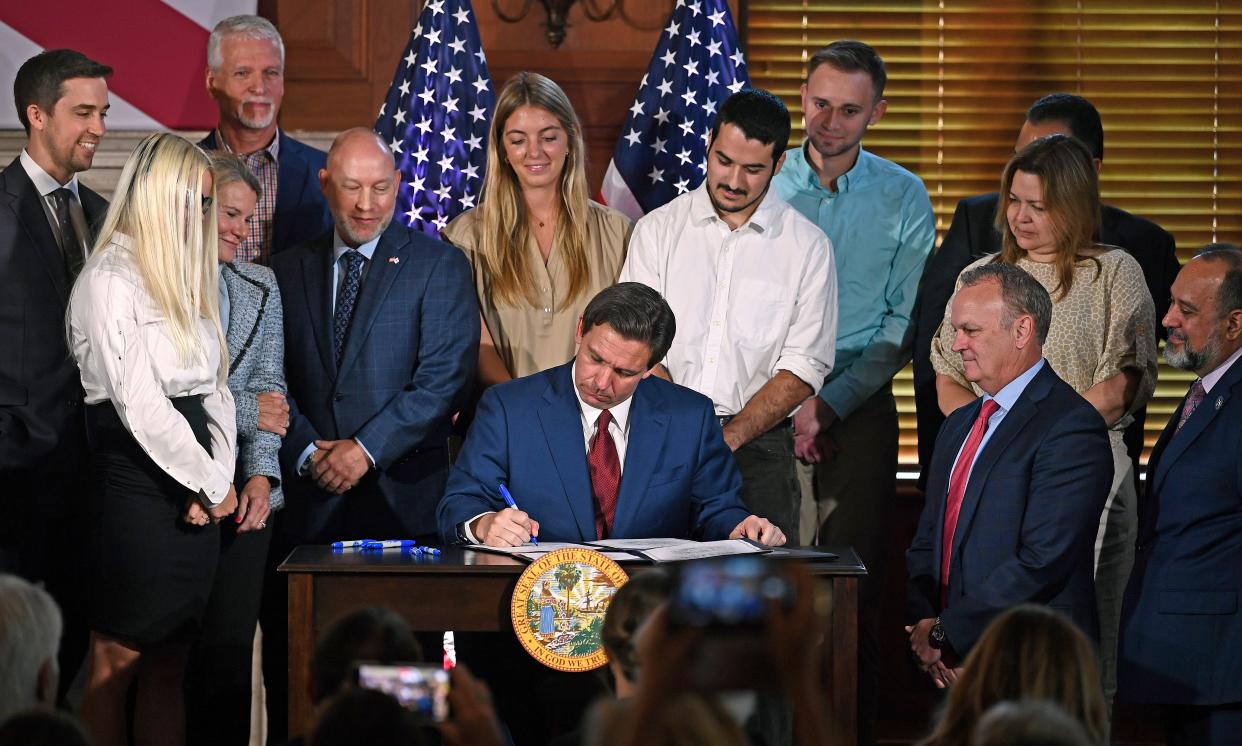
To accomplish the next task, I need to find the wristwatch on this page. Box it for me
[928,618,947,650]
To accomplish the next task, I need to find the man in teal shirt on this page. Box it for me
[771,39,934,746]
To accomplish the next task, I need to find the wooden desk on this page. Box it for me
[280,545,866,744]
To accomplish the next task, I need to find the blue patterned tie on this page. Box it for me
[333,250,366,369]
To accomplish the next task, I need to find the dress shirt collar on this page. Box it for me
[793,142,877,194]
[215,128,281,163]
[984,357,1046,414]
[332,230,381,263]
[569,361,634,435]
[687,181,776,234]
[1200,345,1242,394]
[20,149,80,197]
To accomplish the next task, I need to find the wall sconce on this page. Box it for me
[492,0,619,48]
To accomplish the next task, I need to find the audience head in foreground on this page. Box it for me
[0,574,62,723]
[919,604,1107,746]
[600,569,672,697]
[0,708,90,746]
[970,699,1093,746]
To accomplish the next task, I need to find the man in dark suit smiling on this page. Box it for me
[0,48,112,699]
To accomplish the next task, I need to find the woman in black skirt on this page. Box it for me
[69,133,238,746]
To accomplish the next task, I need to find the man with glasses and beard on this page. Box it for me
[620,88,837,545]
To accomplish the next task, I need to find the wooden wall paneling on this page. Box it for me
[265,0,739,193]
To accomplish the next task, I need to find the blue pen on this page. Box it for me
[498,483,538,545]
[331,539,374,549]
[361,539,417,550]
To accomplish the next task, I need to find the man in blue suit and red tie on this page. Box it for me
[906,263,1112,688]
[438,282,785,547]
[1119,245,1242,745]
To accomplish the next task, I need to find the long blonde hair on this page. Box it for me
[478,71,591,309]
[919,605,1108,746]
[995,134,1101,300]
[90,133,225,379]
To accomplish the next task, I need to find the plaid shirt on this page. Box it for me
[217,129,280,264]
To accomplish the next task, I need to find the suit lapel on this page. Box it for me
[273,132,310,252]
[4,160,70,302]
[337,225,407,377]
[302,235,335,376]
[950,366,1047,562]
[1153,361,1242,491]
[610,380,669,538]
[222,265,266,376]
[537,366,596,540]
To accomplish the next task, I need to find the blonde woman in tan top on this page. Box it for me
[930,134,1156,719]
[443,72,631,385]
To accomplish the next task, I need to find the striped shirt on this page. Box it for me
[216,129,280,264]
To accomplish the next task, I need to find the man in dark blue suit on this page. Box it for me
[907,263,1112,689]
[1119,246,1242,745]
[273,127,477,542]
[438,282,785,547]
[199,15,331,263]
[1,49,112,700]
[266,127,476,740]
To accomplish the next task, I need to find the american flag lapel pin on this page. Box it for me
[388,257,400,264]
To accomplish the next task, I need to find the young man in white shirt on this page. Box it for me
[620,88,838,540]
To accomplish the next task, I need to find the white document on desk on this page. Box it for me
[465,542,599,559]
[633,539,770,563]
[588,538,696,551]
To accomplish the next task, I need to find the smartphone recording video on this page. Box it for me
[356,663,450,723]
[668,555,794,628]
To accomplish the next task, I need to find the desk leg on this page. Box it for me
[288,572,313,738]
[831,575,858,746]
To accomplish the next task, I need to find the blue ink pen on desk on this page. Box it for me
[331,539,374,549]
[361,539,417,550]
[499,483,537,545]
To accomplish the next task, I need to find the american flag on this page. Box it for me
[374,0,493,235]
[598,0,749,220]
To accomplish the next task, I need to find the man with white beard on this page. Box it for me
[199,14,332,263]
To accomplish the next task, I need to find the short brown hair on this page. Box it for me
[806,40,886,100]
[13,49,111,135]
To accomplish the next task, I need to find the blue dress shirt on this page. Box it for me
[772,144,935,418]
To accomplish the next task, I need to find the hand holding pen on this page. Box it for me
[471,483,540,547]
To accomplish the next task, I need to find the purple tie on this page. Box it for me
[1176,380,1206,431]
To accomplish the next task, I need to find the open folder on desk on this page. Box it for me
[463,538,819,564]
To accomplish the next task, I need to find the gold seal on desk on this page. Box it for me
[510,548,629,672]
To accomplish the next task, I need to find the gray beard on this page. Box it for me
[1164,328,1221,371]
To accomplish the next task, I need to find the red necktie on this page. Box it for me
[941,399,1001,606]
[588,409,620,539]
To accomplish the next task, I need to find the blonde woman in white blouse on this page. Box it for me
[69,133,237,746]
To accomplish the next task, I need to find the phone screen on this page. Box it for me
[356,663,450,722]
[668,556,792,628]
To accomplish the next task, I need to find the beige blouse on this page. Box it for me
[443,201,632,378]
[930,249,1157,446]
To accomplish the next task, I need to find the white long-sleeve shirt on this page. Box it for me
[69,234,236,505]
[620,184,838,416]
